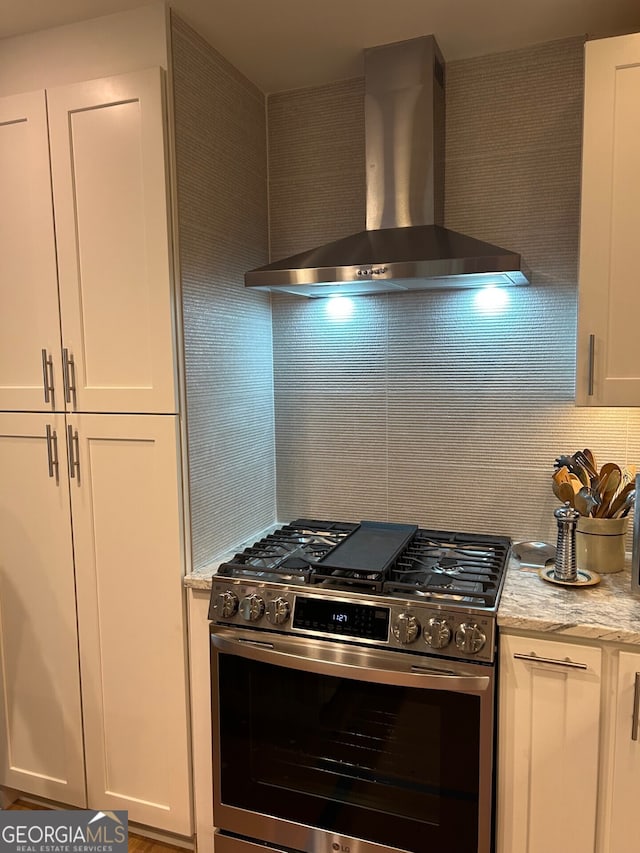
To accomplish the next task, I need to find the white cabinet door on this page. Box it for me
[69,413,191,834]
[47,69,177,415]
[497,634,601,853]
[0,92,63,412]
[601,649,640,853]
[577,33,640,405]
[0,413,86,805]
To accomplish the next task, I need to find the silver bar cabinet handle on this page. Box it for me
[587,334,595,397]
[45,424,59,480]
[62,347,76,406]
[67,424,80,481]
[513,652,588,671]
[41,348,54,405]
[632,672,640,742]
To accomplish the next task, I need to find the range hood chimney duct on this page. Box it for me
[365,36,445,231]
[246,35,530,297]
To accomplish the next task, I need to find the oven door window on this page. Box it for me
[217,653,483,852]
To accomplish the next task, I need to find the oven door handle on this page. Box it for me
[211,630,491,693]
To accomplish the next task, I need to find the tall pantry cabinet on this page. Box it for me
[0,64,191,834]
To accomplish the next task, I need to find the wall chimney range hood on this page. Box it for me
[245,35,530,297]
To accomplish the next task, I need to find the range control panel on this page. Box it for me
[209,579,496,663]
[292,596,389,641]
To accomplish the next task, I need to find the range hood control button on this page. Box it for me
[266,597,290,625]
[239,594,265,622]
[356,266,388,277]
[455,623,486,654]
[216,590,239,618]
[392,613,420,644]
[424,618,452,649]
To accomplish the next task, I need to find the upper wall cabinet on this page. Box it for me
[0,92,62,412]
[576,33,640,406]
[0,69,177,415]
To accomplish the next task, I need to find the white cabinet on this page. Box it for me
[0,93,62,411]
[0,69,177,415]
[71,414,191,832]
[0,413,85,806]
[576,32,640,405]
[600,649,640,853]
[0,413,191,833]
[497,633,602,853]
[0,67,191,835]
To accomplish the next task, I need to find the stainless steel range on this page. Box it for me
[209,519,511,853]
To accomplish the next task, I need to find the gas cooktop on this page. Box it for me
[216,518,510,608]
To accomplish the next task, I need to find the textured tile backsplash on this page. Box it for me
[172,15,276,569]
[174,29,638,568]
[267,78,365,261]
[268,37,638,545]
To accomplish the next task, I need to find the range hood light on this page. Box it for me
[474,285,511,315]
[246,36,530,297]
[326,295,355,320]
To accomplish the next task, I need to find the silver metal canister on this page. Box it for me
[554,503,581,582]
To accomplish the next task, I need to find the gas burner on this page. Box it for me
[431,558,464,575]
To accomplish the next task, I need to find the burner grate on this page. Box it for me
[386,528,511,607]
[217,519,358,584]
[383,577,493,605]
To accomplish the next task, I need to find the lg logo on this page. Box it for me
[331,844,350,852]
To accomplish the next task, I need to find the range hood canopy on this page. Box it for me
[246,35,529,297]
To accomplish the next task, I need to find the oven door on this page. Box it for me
[211,625,495,853]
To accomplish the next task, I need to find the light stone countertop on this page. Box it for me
[185,540,640,646]
[185,562,222,591]
[184,568,218,591]
[498,557,640,644]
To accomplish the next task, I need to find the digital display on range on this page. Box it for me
[293,597,389,641]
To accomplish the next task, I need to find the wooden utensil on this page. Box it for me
[552,466,572,487]
[607,482,635,518]
[595,467,622,517]
[594,461,621,489]
[582,448,598,476]
[552,479,575,507]
[567,473,583,494]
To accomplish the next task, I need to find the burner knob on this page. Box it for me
[239,594,265,622]
[216,590,239,619]
[392,613,420,644]
[455,623,486,654]
[424,618,452,649]
[266,596,290,625]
